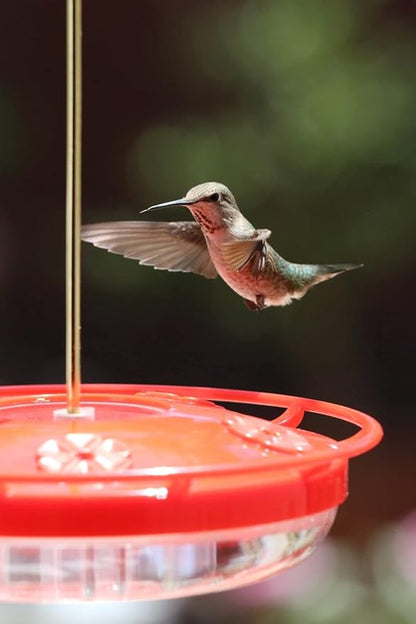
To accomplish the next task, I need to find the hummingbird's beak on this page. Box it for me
[140,197,196,214]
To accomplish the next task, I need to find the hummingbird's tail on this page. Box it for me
[312,262,363,284]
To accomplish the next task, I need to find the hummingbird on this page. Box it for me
[81,182,362,311]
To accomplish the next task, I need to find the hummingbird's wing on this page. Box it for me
[81,221,217,279]
[221,229,271,276]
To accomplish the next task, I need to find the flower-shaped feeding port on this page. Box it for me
[0,384,382,602]
[36,434,133,474]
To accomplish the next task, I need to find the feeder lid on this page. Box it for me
[0,384,382,537]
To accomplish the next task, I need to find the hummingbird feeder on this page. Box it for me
[0,0,382,603]
[0,383,382,602]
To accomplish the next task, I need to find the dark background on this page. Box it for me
[0,1,415,622]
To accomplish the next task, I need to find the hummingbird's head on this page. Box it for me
[183,182,237,209]
[141,182,240,225]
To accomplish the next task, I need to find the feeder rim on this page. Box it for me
[0,384,382,475]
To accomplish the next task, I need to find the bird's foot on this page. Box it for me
[244,295,266,311]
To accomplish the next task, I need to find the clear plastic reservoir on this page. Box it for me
[0,509,336,601]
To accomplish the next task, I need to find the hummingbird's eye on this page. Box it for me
[209,193,219,201]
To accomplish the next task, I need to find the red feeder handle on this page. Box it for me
[83,383,383,461]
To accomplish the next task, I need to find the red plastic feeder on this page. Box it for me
[0,383,382,602]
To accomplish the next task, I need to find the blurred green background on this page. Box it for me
[0,0,415,622]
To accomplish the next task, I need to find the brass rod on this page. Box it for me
[65,0,82,413]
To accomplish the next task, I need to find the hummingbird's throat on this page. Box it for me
[192,207,223,235]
